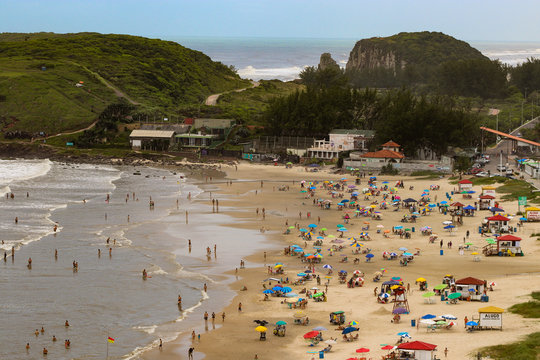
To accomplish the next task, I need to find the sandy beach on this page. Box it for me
[140,163,540,360]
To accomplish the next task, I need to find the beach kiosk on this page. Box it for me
[496,234,523,256]
[525,206,540,221]
[455,277,485,301]
[329,311,345,325]
[486,214,510,233]
[478,306,504,330]
[458,179,473,191]
[481,185,496,197]
[479,195,495,210]
[397,340,438,360]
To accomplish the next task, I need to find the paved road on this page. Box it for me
[483,116,540,189]
[205,81,260,106]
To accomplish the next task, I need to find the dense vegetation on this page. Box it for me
[509,292,540,318]
[264,66,481,157]
[0,32,249,134]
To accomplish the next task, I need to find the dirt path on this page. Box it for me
[205,80,260,106]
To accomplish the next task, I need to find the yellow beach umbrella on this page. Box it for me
[293,311,306,318]
[274,264,283,268]
[471,252,479,255]
[255,326,267,332]
[390,285,400,290]
[416,277,426,282]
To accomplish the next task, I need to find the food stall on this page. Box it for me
[525,206,540,221]
[396,340,438,360]
[455,277,485,301]
[477,306,504,330]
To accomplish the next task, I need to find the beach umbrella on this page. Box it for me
[366,253,374,258]
[320,228,327,231]
[377,224,384,228]
[389,252,397,257]
[323,264,333,269]
[288,226,295,229]
[390,285,400,290]
[440,201,448,205]
[272,286,283,291]
[442,220,452,225]
[402,252,413,256]
[303,331,319,339]
[422,292,435,298]
[384,230,391,233]
[490,282,497,287]
[374,271,383,277]
[421,314,436,319]
[519,217,527,221]
[448,293,461,300]
[276,321,287,325]
[263,289,275,294]
[471,252,479,255]
[342,327,359,334]
[338,228,348,232]
[293,311,306,319]
[356,348,370,353]
[299,228,308,232]
[285,293,298,298]
[348,321,359,326]
[337,224,344,228]
[285,298,299,303]
[281,287,292,293]
[324,339,337,345]
[274,264,282,269]
[397,332,409,336]
[294,248,304,253]
[380,293,390,299]
[434,284,448,290]
[416,277,426,282]
[436,320,447,325]
[395,225,404,229]
[297,273,306,277]
[442,314,457,320]
[308,224,317,228]
[391,276,402,281]
[444,225,455,229]
[255,326,267,332]
[313,326,327,331]
[466,321,478,326]
[398,247,408,251]
[465,242,474,246]
[352,270,363,275]
[381,345,395,350]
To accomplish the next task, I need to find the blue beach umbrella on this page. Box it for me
[272,286,283,291]
[341,327,359,335]
[263,289,275,294]
[309,224,317,228]
[421,314,436,319]
[276,321,287,326]
[299,228,308,232]
[398,247,408,251]
[294,248,303,253]
[466,321,478,326]
[281,287,292,293]
[397,332,409,336]
[366,253,374,258]
[337,224,344,228]
[297,273,306,276]
[402,252,413,256]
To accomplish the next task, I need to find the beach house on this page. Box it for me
[306,129,374,161]
[129,129,175,151]
[396,340,438,360]
[350,140,405,164]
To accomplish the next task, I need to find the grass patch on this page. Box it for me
[480,332,540,360]
[496,180,540,203]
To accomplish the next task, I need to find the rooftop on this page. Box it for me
[360,149,405,159]
[456,277,485,286]
[382,140,400,147]
[129,130,175,138]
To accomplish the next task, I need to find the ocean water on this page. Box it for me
[168,37,540,81]
[0,160,274,359]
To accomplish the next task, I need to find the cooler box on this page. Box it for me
[319,351,324,359]
[412,227,415,232]
[481,295,489,302]
[411,319,416,327]
[440,250,444,256]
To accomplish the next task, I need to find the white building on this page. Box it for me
[306,129,374,160]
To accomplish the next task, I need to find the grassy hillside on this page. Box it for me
[0,32,250,134]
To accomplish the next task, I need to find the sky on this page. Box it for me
[1,0,540,42]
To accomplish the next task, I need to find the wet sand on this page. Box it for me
[144,163,540,360]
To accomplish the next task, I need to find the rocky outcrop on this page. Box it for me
[346,43,406,72]
[345,31,487,73]
[318,53,340,71]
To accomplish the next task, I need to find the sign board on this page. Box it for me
[527,210,540,221]
[242,153,253,160]
[518,197,527,206]
[66,142,74,146]
[479,312,502,327]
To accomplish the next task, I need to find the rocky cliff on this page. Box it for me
[318,53,340,71]
[345,31,487,73]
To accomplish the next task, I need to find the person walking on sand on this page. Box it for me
[192,331,196,342]
[211,312,215,322]
[188,347,194,359]
[222,312,225,321]
[203,283,207,292]
[238,302,242,311]
[444,347,448,357]
[203,312,208,322]
[159,338,162,350]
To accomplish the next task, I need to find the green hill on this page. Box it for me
[345,31,491,89]
[0,32,249,134]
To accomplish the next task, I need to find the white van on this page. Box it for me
[496,165,506,172]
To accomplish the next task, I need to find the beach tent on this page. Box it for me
[486,214,510,233]
[478,306,504,329]
[481,185,496,197]
[397,341,437,360]
[479,195,495,210]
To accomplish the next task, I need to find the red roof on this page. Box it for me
[456,277,485,285]
[398,341,437,351]
[487,214,510,221]
[497,234,521,241]
[360,149,405,159]
[479,195,495,199]
[451,202,465,207]
[184,118,194,125]
[458,179,473,184]
[382,140,400,147]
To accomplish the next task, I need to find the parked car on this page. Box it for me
[475,171,489,177]
[470,167,483,175]
[496,165,506,172]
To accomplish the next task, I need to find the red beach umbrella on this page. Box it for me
[356,348,370,353]
[303,331,319,339]
[381,345,394,350]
